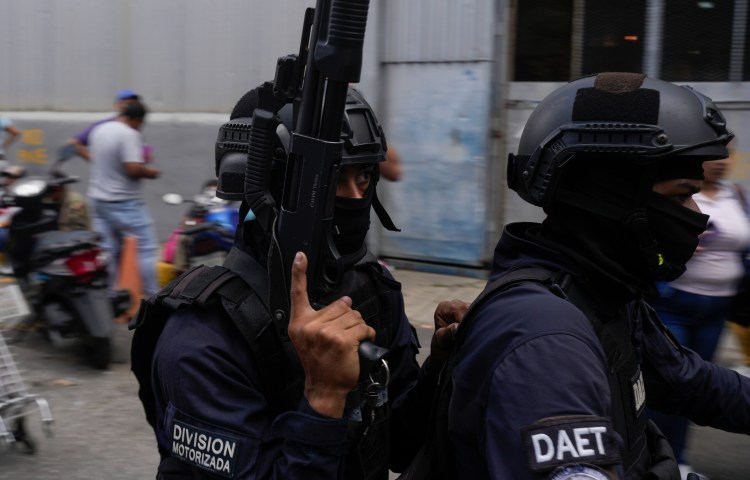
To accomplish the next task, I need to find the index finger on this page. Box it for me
[290,252,312,315]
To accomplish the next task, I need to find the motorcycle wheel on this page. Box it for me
[41,300,78,343]
[82,336,111,370]
[42,297,112,370]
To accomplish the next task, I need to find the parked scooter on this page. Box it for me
[0,147,130,369]
[157,181,238,286]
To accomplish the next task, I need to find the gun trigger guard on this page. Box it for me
[368,359,390,388]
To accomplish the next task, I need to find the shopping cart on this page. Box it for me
[0,329,53,453]
[0,274,33,344]
[0,212,53,453]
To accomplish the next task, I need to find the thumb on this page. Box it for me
[290,251,313,314]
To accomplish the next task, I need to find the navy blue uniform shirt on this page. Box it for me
[149,260,434,479]
[449,223,750,479]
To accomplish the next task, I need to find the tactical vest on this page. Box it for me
[131,247,399,480]
[399,267,678,480]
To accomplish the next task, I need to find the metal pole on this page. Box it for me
[643,0,664,78]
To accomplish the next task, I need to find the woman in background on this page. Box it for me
[647,139,750,479]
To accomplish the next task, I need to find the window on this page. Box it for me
[662,0,735,81]
[513,0,573,81]
[513,0,745,82]
[580,0,645,77]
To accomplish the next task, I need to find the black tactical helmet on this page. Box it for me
[215,86,387,201]
[507,72,734,207]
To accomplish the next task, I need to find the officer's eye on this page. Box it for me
[355,167,374,185]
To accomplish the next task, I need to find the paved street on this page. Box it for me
[1,267,749,479]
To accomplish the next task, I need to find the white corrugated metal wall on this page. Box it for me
[0,0,322,112]
[376,0,500,268]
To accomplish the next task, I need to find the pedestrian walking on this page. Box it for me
[67,89,141,161]
[87,101,161,297]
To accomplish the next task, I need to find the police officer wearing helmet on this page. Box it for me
[131,84,461,479]
[440,73,750,479]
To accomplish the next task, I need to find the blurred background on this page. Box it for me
[0,2,749,478]
[0,0,748,274]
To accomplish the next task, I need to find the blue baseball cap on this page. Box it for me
[115,89,140,101]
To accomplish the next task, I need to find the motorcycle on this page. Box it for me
[157,182,238,286]
[0,147,130,369]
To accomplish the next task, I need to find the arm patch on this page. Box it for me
[521,415,620,473]
[166,403,247,478]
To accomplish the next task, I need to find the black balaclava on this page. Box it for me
[645,191,709,281]
[640,154,711,281]
[333,199,371,257]
[332,171,377,258]
[541,154,709,297]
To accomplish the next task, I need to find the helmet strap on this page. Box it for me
[372,190,400,232]
[622,208,660,271]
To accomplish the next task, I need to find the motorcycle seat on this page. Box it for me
[31,230,102,259]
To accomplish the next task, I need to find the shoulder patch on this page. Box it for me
[166,406,243,478]
[521,415,620,473]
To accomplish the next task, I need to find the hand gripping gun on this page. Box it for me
[243,0,389,384]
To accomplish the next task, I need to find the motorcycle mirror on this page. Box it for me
[10,178,47,197]
[48,173,79,186]
[60,176,79,185]
[162,193,184,205]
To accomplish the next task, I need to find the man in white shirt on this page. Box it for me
[88,102,161,297]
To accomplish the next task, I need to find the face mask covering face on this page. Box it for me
[646,191,709,282]
[332,188,373,256]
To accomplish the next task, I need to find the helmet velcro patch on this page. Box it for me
[572,87,659,125]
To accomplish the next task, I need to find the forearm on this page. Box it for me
[125,162,159,179]
[2,128,20,150]
[305,388,348,418]
[67,139,91,161]
[641,314,750,433]
[663,356,750,433]
[2,136,17,151]
[270,399,349,479]
[140,166,160,179]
